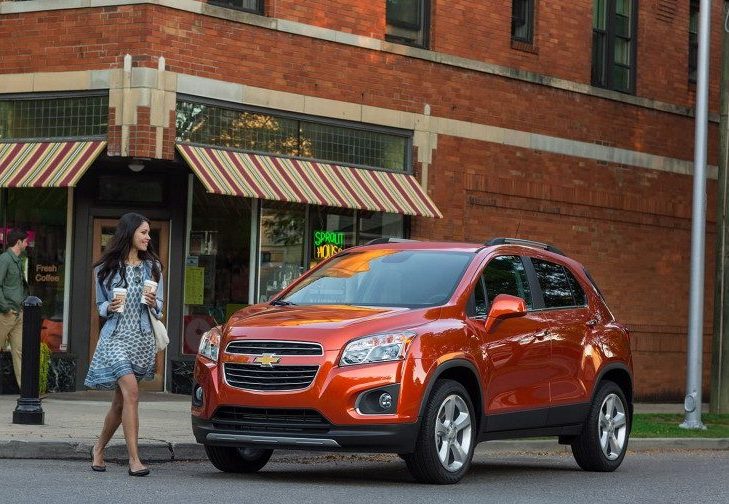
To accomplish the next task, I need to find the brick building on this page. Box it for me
[0,0,721,399]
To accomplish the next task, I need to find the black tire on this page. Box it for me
[571,381,630,472]
[404,379,476,484]
[204,445,273,473]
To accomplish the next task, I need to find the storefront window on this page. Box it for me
[259,201,306,302]
[1,189,67,352]
[182,180,252,354]
[358,211,405,244]
[309,206,355,268]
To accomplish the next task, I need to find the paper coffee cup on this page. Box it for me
[141,280,158,304]
[112,287,127,313]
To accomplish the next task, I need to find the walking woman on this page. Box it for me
[85,213,164,477]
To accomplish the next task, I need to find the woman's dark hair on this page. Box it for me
[94,213,163,289]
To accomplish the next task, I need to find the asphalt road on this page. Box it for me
[3,451,727,504]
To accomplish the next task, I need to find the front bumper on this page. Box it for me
[192,413,419,453]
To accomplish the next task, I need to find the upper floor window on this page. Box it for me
[208,0,263,15]
[591,0,637,94]
[689,0,699,82]
[176,99,412,173]
[0,94,108,141]
[386,0,430,48]
[511,0,535,44]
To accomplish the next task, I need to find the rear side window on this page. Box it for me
[472,255,533,317]
[563,267,586,306]
[532,258,574,309]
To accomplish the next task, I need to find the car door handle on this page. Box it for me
[586,319,598,328]
[535,329,550,340]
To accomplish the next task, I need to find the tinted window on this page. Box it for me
[564,267,586,306]
[532,258,574,309]
[471,256,532,317]
[283,250,473,308]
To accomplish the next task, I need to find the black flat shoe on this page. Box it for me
[91,465,107,472]
[128,468,150,477]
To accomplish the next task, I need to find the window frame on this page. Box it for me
[511,0,535,45]
[207,0,264,15]
[591,0,639,94]
[689,0,699,83]
[385,0,431,49]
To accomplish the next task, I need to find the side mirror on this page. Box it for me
[487,294,527,321]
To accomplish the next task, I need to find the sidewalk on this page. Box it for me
[0,392,726,462]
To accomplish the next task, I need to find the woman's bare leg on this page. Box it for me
[92,387,124,467]
[117,374,147,472]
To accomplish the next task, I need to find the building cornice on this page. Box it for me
[0,0,713,122]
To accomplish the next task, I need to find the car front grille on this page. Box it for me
[211,406,331,434]
[225,340,323,356]
[224,363,319,391]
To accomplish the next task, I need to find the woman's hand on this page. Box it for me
[109,297,124,313]
[143,291,157,308]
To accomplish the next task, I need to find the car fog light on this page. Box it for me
[192,385,204,407]
[379,392,392,409]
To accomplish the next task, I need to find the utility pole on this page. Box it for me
[682,0,712,430]
[711,1,729,415]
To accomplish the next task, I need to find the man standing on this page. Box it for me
[0,229,29,387]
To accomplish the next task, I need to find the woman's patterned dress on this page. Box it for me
[84,265,156,389]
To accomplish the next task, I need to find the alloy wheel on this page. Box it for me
[598,393,627,460]
[434,394,472,472]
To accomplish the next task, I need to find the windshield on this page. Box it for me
[281,250,474,308]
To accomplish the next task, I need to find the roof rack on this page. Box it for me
[484,237,565,256]
[365,237,418,245]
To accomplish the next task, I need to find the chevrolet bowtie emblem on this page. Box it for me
[253,354,281,367]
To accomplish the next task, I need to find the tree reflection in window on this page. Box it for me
[474,256,532,317]
[532,258,575,308]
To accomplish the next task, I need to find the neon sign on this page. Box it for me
[314,230,344,261]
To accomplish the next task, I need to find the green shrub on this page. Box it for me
[39,342,51,395]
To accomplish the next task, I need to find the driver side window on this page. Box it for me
[470,255,533,318]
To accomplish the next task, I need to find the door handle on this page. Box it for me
[535,329,550,340]
[586,319,598,328]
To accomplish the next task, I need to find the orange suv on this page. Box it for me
[192,238,633,484]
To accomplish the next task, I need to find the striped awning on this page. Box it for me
[177,144,442,218]
[0,141,106,188]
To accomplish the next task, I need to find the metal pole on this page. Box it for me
[711,1,729,415]
[12,296,44,425]
[682,0,713,430]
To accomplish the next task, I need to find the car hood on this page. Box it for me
[224,304,437,350]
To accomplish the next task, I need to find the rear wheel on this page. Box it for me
[404,379,476,484]
[204,445,273,473]
[571,381,630,472]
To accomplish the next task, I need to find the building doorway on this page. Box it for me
[88,218,170,391]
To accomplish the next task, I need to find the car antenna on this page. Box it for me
[514,218,522,238]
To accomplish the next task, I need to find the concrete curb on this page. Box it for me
[0,438,726,461]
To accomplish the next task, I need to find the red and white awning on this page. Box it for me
[177,144,441,218]
[0,141,106,187]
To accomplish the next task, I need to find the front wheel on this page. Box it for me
[204,445,273,473]
[404,379,476,484]
[571,381,630,472]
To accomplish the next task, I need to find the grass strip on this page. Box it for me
[632,414,729,438]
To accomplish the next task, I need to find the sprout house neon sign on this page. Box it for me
[314,230,345,261]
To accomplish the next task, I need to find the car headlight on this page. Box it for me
[340,330,416,366]
[198,327,221,362]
